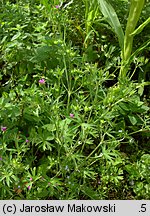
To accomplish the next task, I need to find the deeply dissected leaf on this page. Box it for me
[128,115,137,125]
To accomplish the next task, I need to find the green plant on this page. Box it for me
[97,0,150,82]
[82,0,99,48]
[125,154,150,199]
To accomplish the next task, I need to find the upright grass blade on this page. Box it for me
[130,17,150,37]
[123,0,145,62]
[97,0,124,51]
[82,0,99,48]
[119,38,150,84]
[126,38,150,67]
[119,0,145,81]
[96,0,149,83]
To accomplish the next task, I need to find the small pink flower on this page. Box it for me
[0,157,2,161]
[70,113,74,118]
[27,185,31,190]
[39,78,45,84]
[29,178,32,181]
[55,5,60,9]
[1,126,7,132]
[26,139,29,143]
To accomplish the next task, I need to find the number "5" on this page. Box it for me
[141,204,146,212]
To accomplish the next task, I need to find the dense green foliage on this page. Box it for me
[0,0,150,199]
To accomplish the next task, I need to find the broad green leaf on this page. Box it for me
[42,124,56,131]
[140,105,150,112]
[138,86,144,96]
[128,115,137,125]
[130,17,150,36]
[97,0,124,50]
[119,102,129,111]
